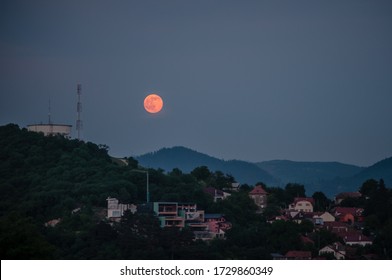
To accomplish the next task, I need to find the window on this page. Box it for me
[112,210,121,217]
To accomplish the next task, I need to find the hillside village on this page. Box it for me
[106,185,379,260]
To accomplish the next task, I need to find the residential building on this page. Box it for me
[335,192,362,205]
[106,197,136,220]
[205,214,232,239]
[289,197,314,213]
[319,211,335,223]
[313,211,335,225]
[153,202,185,228]
[223,182,241,192]
[342,232,373,246]
[332,207,364,224]
[178,202,204,222]
[323,221,350,234]
[249,185,268,212]
[319,242,346,260]
[204,187,231,202]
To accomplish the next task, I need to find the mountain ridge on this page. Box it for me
[136,146,392,197]
[136,146,278,185]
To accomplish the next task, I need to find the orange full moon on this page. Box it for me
[144,93,163,113]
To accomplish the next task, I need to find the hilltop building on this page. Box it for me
[27,123,72,138]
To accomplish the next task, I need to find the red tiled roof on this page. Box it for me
[293,197,315,206]
[301,235,315,245]
[343,232,372,243]
[335,192,362,200]
[249,185,268,195]
[204,187,224,197]
[322,221,350,232]
[333,207,364,217]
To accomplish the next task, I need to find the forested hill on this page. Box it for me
[136,146,278,185]
[0,124,241,259]
[0,124,159,258]
[0,123,138,213]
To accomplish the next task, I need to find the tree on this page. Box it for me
[285,183,306,203]
[191,166,212,182]
[266,220,302,253]
[126,157,139,169]
[312,191,330,212]
[116,211,163,259]
[359,179,379,197]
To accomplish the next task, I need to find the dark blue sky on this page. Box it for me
[1,0,391,166]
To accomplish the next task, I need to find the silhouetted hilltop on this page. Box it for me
[136,146,278,185]
[257,160,363,183]
[346,157,392,188]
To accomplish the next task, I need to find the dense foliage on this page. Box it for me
[1,124,391,259]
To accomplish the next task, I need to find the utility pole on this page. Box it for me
[76,83,83,140]
[131,169,150,203]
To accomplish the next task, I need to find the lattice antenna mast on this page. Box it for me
[48,97,52,124]
[76,84,83,140]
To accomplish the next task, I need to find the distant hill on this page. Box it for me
[257,160,364,195]
[136,146,278,185]
[344,157,392,188]
[257,160,363,183]
[136,146,392,197]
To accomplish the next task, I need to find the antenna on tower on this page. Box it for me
[76,83,83,140]
[48,97,52,124]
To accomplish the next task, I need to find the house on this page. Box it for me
[204,187,231,202]
[322,221,350,234]
[44,218,61,227]
[289,197,314,213]
[205,214,232,237]
[342,232,373,246]
[291,211,313,224]
[153,202,185,228]
[319,211,335,223]
[335,192,362,205]
[313,211,335,226]
[107,197,137,220]
[319,242,346,259]
[332,207,364,224]
[249,185,268,212]
[178,202,205,222]
[285,250,312,260]
[223,182,241,192]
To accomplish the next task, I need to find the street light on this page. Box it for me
[131,169,150,203]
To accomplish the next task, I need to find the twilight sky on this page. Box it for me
[1,0,391,166]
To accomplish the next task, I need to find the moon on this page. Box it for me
[144,94,163,114]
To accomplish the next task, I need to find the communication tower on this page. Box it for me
[76,83,83,140]
[48,98,53,135]
[48,97,52,124]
